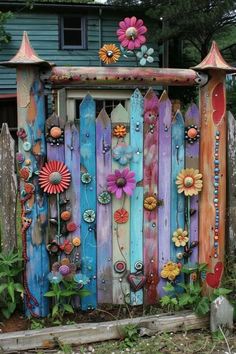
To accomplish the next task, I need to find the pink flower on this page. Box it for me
[107,168,136,199]
[117,16,147,50]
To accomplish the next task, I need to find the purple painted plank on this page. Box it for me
[96,108,112,304]
[157,91,172,297]
[185,103,200,265]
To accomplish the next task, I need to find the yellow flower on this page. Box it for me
[172,228,189,247]
[176,168,203,196]
[99,44,121,64]
[72,237,81,247]
[160,261,180,281]
[144,195,157,211]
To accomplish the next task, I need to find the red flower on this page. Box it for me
[114,208,129,224]
[39,160,71,194]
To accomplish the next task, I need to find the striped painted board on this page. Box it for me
[157,91,172,297]
[170,111,185,273]
[130,88,144,305]
[185,103,200,265]
[111,104,130,304]
[96,108,113,304]
[79,94,97,310]
[143,88,159,304]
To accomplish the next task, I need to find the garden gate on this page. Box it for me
[2,32,235,317]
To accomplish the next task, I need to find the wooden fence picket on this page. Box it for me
[130,88,144,305]
[79,94,97,310]
[157,91,172,297]
[96,108,113,304]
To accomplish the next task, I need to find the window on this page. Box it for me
[60,15,86,49]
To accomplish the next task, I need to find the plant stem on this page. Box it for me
[56,193,61,261]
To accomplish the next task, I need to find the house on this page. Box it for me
[0,0,160,138]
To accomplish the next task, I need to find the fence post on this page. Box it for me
[0,123,17,253]
[193,42,236,285]
[0,32,51,317]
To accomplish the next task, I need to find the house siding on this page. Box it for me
[0,11,159,94]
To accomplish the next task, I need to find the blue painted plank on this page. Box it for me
[79,94,97,310]
[130,89,144,305]
[170,111,185,282]
[170,111,185,281]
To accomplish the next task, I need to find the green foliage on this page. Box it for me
[44,279,90,321]
[30,318,45,330]
[0,11,12,49]
[0,251,24,318]
[227,79,236,117]
[161,263,232,317]
[120,324,139,349]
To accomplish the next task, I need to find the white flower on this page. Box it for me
[136,45,154,66]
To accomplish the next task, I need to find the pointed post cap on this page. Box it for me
[0,31,52,68]
[192,41,236,73]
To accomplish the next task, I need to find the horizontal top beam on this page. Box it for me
[49,67,208,87]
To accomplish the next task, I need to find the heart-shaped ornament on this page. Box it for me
[127,273,146,292]
[206,262,223,288]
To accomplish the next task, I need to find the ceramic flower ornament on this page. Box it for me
[172,228,189,247]
[136,45,154,66]
[117,16,147,50]
[107,168,136,199]
[161,261,181,281]
[39,160,71,194]
[176,168,203,196]
[112,144,134,165]
[99,44,121,64]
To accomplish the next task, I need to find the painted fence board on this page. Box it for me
[170,111,185,267]
[157,91,172,297]
[111,104,130,304]
[17,67,49,317]
[96,108,113,304]
[199,71,226,280]
[185,103,200,265]
[79,94,97,310]
[64,122,81,263]
[143,88,159,304]
[0,123,17,253]
[227,111,236,257]
[130,88,144,305]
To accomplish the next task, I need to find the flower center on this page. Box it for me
[49,172,62,185]
[184,176,194,187]
[187,128,198,139]
[107,50,114,58]
[125,26,138,39]
[116,177,127,187]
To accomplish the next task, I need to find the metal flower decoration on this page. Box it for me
[136,45,154,66]
[99,44,121,64]
[117,16,147,50]
[176,168,203,196]
[39,160,71,194]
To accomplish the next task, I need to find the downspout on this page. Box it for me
[99,7,103,66]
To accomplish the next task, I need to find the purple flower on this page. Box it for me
[107,168,136,199]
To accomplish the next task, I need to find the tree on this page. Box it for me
[107,0,236,60]
[0,11,12,49]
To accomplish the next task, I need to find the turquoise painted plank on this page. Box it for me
[157,91,172,297]
[79,94,97,310]
[96,108,112,304]
[130,88,144,305]
[170,111,185,282]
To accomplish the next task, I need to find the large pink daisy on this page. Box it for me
[107,168,136,199]
[117,16,147,50]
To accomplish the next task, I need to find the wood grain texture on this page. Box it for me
[17,67,49,316]
[96,108,113,304]
[157,91,172,297]
[143,88,159,305]
[199,70,226,278]
[130,88,144,305]
[170,111,185,267]
[111,104,130,304]
[227,111,236,257]
[79,94,97,310]
[0,123,17,253]
[185,103,200,265]
[64,122,80,256]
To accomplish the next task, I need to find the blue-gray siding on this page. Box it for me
[0,12,160,93]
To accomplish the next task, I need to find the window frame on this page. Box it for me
[59,15,87,50]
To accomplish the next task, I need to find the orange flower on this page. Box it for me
[113,124,127,138]
[144,195,157,211]
[114,208,129,224]
[176,168,203,196]
[72,237,81,247]
[99,44,121,64]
